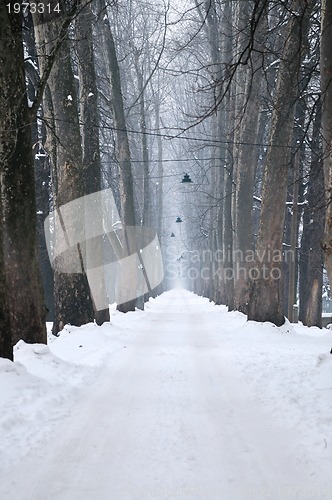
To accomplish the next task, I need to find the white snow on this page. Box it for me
[0,289,332,499]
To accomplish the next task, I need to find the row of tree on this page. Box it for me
[0,0,332,360]
[0,0,138,359]
[161,0,331,328]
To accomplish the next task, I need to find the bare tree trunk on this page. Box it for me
[299,101,325,327]
[321,0,332,304]
[233,1,268,314]
[76,1,110,325]
[34,14,95,335]
[216,0,234,309]
[151,82,164,297]
[0,198,11,360]
[97,0,137,312]
[133,52,151,309]
[248,1,311,326]
[223,141,235,311]
[23,12,55,322]
[287,151,300,321]
[133,51,150,228]
[0,5,46,347]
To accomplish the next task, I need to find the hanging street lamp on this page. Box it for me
[181,173,192,183]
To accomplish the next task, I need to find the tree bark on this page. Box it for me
[299,100,325,327]
[248,1,311,326]
[0,4,46,347]
[0,197,11,360]
[23,11,55,322]
[34,10,95,335]
[76,1,110,325]
[321,0,332,303]
[97,0,138,312]
[215,0,234,309]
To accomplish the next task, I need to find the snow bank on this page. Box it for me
[0,311,142,472]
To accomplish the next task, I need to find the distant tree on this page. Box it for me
[97,0,137,312]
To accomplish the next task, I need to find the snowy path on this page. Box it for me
[2,290,332,499]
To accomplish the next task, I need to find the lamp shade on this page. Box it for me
[181,173,192,183]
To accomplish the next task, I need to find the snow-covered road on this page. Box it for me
[1,290,332,499]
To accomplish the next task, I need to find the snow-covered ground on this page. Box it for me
[1,289,332,499]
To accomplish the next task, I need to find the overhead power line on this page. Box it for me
[38,116,305,151]
[115,125,294,150]
[100,156,227,164]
